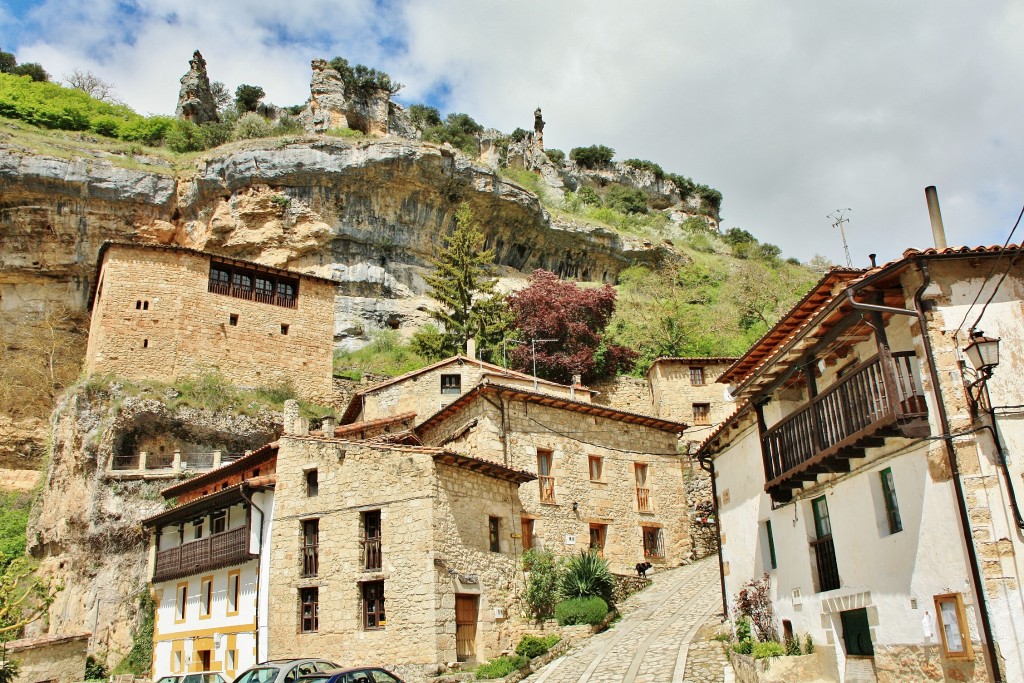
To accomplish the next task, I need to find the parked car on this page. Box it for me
[155,677,181,683]
[181,674,227,683]
[297,668,403,683]
[232,659,340,683]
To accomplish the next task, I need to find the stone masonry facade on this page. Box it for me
[85,243,336,404]
[646,358,737,451]
[416,387,690,574]
[266,437,529,673]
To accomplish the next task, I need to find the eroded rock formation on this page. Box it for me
[297,59,415,138]
[175,50,219,125]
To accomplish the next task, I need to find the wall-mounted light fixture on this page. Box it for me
[571,501,578,512]
[963,331,1001,413]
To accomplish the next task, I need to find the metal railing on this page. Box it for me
[111,454,140,470]
[153,526,251,582]
[761,353,927,486]
[538,476,556,504]
[811,536,841,592]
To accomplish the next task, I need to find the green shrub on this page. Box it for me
[522,549,562,622]
[624,158,665,180]
[735,616,751,642]
[514,633,561,659]
[272,114,304,136]
[233,111,272,140]
[254,381,296,404]
[165,119,206,153]
[408,103,442,130]
[732,639,753,655]
[577,186,601,206]
[666,173,695,197]
[325,126,364,139]
[804,633,815,654]
[0,73,132,130]
[90,114,122,137]
[200,120,234,148]
[784,635,802,656]
[234,84,265,113]
[559,551,615,605]
[328,57,403,97]
[510,127,529,142]
[84,655,108,681]
[570,144,615,168]
[475,654,528,679]
[605,185,648,214]
[554,596,608,626]
[694,184,723,215]
[752,641,785,660]
[0,492,30,570]
[422,112,483,157]
[408,324,454,362]
[545,148,565,165]
[120,115,174,146]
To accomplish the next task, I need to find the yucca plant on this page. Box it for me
[558,551,615,605]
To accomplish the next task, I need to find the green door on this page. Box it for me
[840,608,874,656]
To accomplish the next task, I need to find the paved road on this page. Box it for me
[525,557,731,683]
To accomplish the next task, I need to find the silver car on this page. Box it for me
[232,660,339,683]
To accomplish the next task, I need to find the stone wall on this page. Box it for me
[5,633,89,683]
[589,377,652,413]
[873,643,990,683]
[418,395,690,573]
[646,359,736,450]
[683,456,717,559]
[267,437,524,674]
[84,244,335,404]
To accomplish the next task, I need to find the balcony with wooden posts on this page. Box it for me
[538,476,556,504]
[636,487,652,512]
[760,350,929,502]
[153,526,254,582]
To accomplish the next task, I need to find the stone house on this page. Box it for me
[143,444,279,680]
[645,356,737,450]
[340,354,592,425]
[265,432,534,674]
[85,242,337,404]
[697,246,1024,683]
[414,381,689,573]
[2,632,90,683]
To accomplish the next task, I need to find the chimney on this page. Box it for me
[321,415,336,437]
[283,399,300,434]
[924,186,947,250]
[869,253,877,268]
[466,337,476,359]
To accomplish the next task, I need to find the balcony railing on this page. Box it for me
[761,352,928,498]
[538,476,556,504]
[153,526,253,582]
[363,536,382,572]
[636,487,652,512]
[811,536,841,592]
[302,544,319,577]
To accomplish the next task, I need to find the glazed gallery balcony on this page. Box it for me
[760,352,929,502]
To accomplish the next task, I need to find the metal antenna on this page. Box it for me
[828,208,853,268]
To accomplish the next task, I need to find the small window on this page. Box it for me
[521,518,534,551]
[588,455,603,481]
[143,300,149,310]
[300,587,319,633]
[362,581,385,629]
[689,366,705,385]
[227,572,240,614]
[440,374,462,395]
[693,403,711,425]
[764,520,777,570]
[302,519,319,577]
[935,593,973,659]
[362,510,382,571]
[136,300,142,310]
[880,468,902,534]
[211,510,227,534]
[142,338,149,348]
[229,314,238,326]
[252,468,260,478]
[306,469,318,497]
[194,518,204,540]
[488,517,501,552]
[177,583,188,620]
[589,524,606,554]
[537,450,555,503]
[227,650,237,673]
[281,323,289,335]
[200,577,213,616]
[642,526,665,558]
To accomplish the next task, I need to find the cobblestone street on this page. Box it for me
[524,558,732,683]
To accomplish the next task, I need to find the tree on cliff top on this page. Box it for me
[421,203,510,359]
[507,270,636,384]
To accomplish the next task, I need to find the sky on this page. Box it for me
[2,0,1022,266]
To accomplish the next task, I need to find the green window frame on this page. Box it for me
[765,520,777,569]
[812,496,832,539]
[880,468,902,534]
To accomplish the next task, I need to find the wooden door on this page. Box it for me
[455,594,478,662]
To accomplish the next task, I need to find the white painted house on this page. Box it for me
[698,246,1024,683]
[143,446,277,680]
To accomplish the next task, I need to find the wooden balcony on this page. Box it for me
[363,536,382,572]
[811,535,841,592]
[761,352,929,502]
[636,487,652,512]
[538,476,556,504]
[153,526,253,582]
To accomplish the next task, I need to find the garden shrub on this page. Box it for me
[554,596,608,626]
[784,634,802,656]
[514,633,561,659]
[233,112,273,140]
[804,633,815,654]
[475,655,528,679]
[522,549,561,622]
[752,641,785,660]
[558,551,615,605]
[732,640,753,655]
[570,144,614,168]
[605,185,648,214]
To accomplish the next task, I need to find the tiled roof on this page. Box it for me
[5,632,90,652]
[694,400,755,457]
[144,475,275,527]
[325,411,417,437]
[160,441,278,498]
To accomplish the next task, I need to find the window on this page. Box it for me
[176,582,188,621]
[362,581,386,629]
[200,577,213,617]
[227,650,237,673]
[362,510,382,571]
[193,518,204,540]
[537,450,555,503]
[229,313,238,326]
[642,526,665,558]
[300,587,319,633]
[589,524,606,554]
[211,510,227,534]
[280,323,289,335]
[489,517,501,552]
[305,469,318,497]
[880,468,902,534]
[812,496,832,538]
[521,518,535,551]
[764,520,777,570]
[173,650,183,673]
[588,455,603,481]
[811,496,840,592]
[209,261,299,308]
[689,366,705,385]
[441,374,462,395]
[255,277,274,301]
[136,300,142,310]
[635,463,651,512]
[232,271,252,294]
[143,300,149,310]
[227,571,240,615]
[302,520,319,577]
[935,593,973,659]
[692,403,711,425]
[142,338,149,348]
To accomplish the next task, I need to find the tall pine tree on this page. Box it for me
[421,203,510,359]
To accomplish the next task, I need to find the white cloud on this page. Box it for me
[10,0,1024,264]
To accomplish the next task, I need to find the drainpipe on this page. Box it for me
[697,452,729,617]
[846,260,1002,683]
[239,483,266,664]
[978,385,1024,530]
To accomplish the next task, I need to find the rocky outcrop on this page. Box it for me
[26,384,281,666]
[298,59,415,137]
[175,50,219,125]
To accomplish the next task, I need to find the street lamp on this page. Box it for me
[964,331,1001,380]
